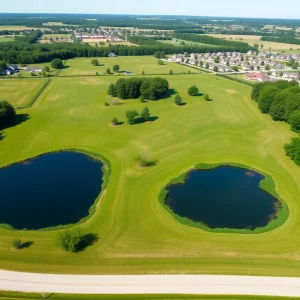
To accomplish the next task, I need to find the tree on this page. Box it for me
[141,107,150,121]
[204,94,210,101]
[158,60,164,65]
[232,66,239,72]
[214,57,220,63]
[91,58,100,66]
[205,63,209,69]
[0,101,16,128]
[107,83,116,96]
[106,68,111,74]
[174,94,182,106]
[258,86,280,113]
[254,43,259,49]
[213,66,218,72]
[265,64,270,71]
[199,61,203,68]
[285,137,300,166]
[51,58,63,69]
[111,117,119,126]
[56,229,81,252]
[270,104,285,121]
[12,239,22,250]
[140,95,145,103]
[113,64,120,72]
[125,110,139,124]
[289,110,300,132]
[260,44,264,49]
[43,66,50,73]
[169,70,173,75]
[188,85,199,96]
[0,61,7,72]
[140,77,169,100]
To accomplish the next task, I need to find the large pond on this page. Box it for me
[0,152,103,230]
[165,166,281,230]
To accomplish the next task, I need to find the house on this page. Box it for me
[1,64,18,75]
[108,53,117,57]
[272,71,282,77]
[246,72,271,82]
[125,71,132,75]
[26,67,43,73]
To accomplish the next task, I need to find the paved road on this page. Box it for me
[2,270,300,297]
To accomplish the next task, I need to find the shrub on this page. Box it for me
[111,117,119,125]
[107,83,116,96]
[56,229,81,252]
[188,85,199,96]
[141,107,150,121]
[158,60,164,65]
[51,58,63,69]
[43,66,50,73]
[174,94,182,106]
[169,70,173,75]
[204,94,210,101]
[113,64,120,72]
[140,95,145,103]
[125,110,139,124]
[12,239,22,250]
[104,101,110,106]
[91,58,100,66]
[106,68,111,74]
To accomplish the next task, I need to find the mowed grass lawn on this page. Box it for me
[208,34,300,50]
[0,79,47,107]
[1,70,300,276]
[60,56,199,76]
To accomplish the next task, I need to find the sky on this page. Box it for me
[1,0,300,19]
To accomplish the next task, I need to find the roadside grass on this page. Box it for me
[0,79,48,107]
[0,291,299,300]
[1,66,300,276]
[59,56,200,76]
[207,34,300,51]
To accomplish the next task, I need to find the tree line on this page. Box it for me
[251,81,300,166]
[108,77,169,100]
[260,36,300,45]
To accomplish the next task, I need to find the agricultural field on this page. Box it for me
[207,34,300,50]
[0,79,48,107]
[158,38,218,48]
[60,56,199,76]
[1,55,300,278]
[38,34,72,43]
[0,25,49,31]
[88,41,137,47]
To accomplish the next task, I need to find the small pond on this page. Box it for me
[165,166,281,230]
[0,151,103,230]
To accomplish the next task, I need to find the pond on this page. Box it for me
[0,151,104,230]
[165,166,281,230]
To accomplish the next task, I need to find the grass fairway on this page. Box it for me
[1,68,300,277]
[0,291,299,300]
[60,56,199,76]
[0,79,48,107]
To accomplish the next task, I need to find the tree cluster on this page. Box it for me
[154,51,166,59]
[285,138,300,166]
[108,77,169,100]
[0,101,16,129]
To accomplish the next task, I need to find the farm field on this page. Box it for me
[0,26,49,31]
[1,58,300,277]
[0,79,48,107]
[158,38,218,48]
[207,34,300,50]
[60,56,199,76]
[38,34,72,43]
[88,41,137,47]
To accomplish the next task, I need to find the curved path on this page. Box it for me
[2,270,300,297]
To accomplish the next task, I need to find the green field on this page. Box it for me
[60,56,199,76]
[0,291,299,300]
[0,79,48,107]
[0,37,14,43]
[158,38,218,48]
[1,56,300,277]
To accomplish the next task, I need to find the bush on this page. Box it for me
[204,94,210,101]
[141,107,150,121]
[56,229,81,252]
[51,58,63,69]
[0,100,16,128]
[140,95,145,103]
[107,83,116,96]
[169,70,173,75]
[43,66,50,73]
[158,60,164,65]
[91,58,100,66]
[125,110,139,124]
[106,68,111,74]
[174,94,182,106]
[12,239,22,250]
[188,85,199,96]
[113,64,120,72]
[111,117,119,125]
[104,101,110,106]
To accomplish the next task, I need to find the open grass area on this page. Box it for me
[1,57,300,277]
[207,34,300,51]
[60,56,199,76]
[0,26,48,31]
[158,38,218,48]
[0,291,299,300]
[0,37,14,43]
[38,34,72,44]
[88,41,137,47]
[0,79,48,107]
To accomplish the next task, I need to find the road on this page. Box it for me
[2,270,300,297]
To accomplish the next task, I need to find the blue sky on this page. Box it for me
[2,0,300,19]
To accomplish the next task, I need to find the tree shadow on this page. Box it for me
[134,116,159,124]
[75,233,98,252]
[0,132,3,141]
[195,92,204,97]
[116,121,124,126]
[176,103,187,107]
[20,241,33,249]
[167,89,177,98]
[61,65,70,69]
[0,114,30,130]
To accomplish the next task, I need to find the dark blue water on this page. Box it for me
[165,166,280,230]
[0,152,103,230]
